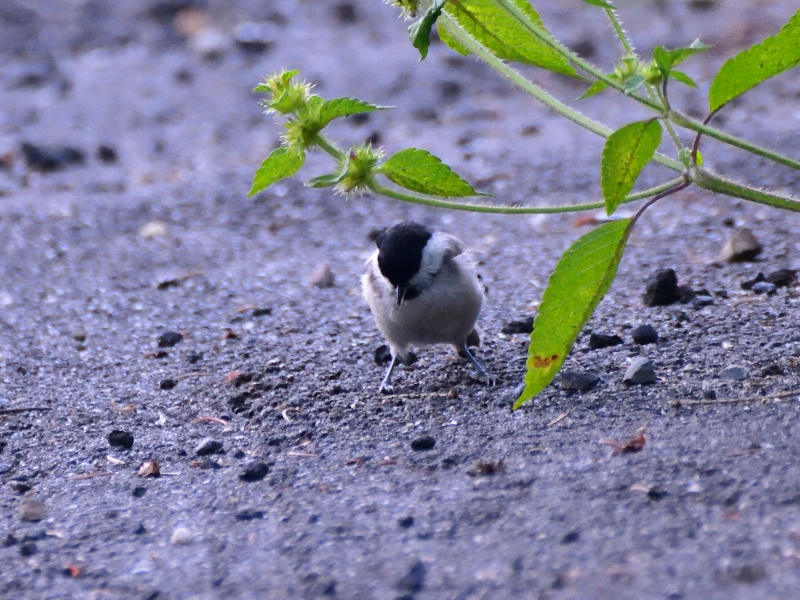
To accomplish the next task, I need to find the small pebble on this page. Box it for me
[398,516,414,528]
[190,28,232,60]
[160,378,177,390]
[239,462,269,482]
[702,381,717,400]
[501,317,534,335]
[643,268,680,306]
[309,264,336,288]
[623,358,656,385]
[235,509,264,521]
[589,333,623,350]
[395,560,426,594]
[158,331,183,347]
[108,430,134,449]
[139,221,168,239]
[195,438,224,456]
[560,371,600,392]
[132,486,147,498]
[19,496,47,522]
[720,366,748,381]
[133,523,146,535]
[19,542,37,557]
[692,295,714,308]
[374,345,392,365]
[170,527,194,546]
[631,324,658,345]
[21,142,84,172]
[761,364,784,377]
[233,21,277,52]
[96,145,118,163]
[766,269,796,288]
[751,281,776,295]
[721,227,762,262]
[410,435,436,451]
[561,530,580,544]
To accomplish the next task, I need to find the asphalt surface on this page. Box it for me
[1,1,800,598]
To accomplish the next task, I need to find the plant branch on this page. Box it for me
[691,168,800,212]
[672,111,800,172]
[438,13,684,173]
[603,6,635,56]
[312,134,344,161]
[367,177,685,214]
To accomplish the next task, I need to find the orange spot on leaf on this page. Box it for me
[529,354,559,369]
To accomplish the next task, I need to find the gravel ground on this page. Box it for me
[1,1,800,598]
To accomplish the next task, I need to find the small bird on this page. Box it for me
[361,221,496,393]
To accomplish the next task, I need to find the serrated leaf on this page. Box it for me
[579,80,608,100]
[249,147,305,197]
[514,219,631,409]
[621,74,646,95]
[582,0,615,7]
[601,120,662,215]
[319,98,388,127]
[409,0,447,60]
[668,69,697,88]
[653,40,709,76]
[709,9,800,111]
[438,21,470,56]
[379,148,484,197]
[444,0,577,77]
[305,173,342,188]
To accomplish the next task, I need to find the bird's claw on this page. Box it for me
[470,370,498,386]
[379,383,395,394]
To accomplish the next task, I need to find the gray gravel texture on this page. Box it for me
[1,1,800,598]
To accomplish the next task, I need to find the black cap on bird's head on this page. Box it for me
[375,221,432,305]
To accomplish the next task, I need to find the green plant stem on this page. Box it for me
[672,111,800,172]
[439,13,684,173]
[368,177,684,214]
[312,134,344,160]
[603,6,635,56]
[691,168,800,212]
[492,0,800,174]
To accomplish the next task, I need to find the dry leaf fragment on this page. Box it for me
[600,432,646,455]
[138,460,161,478]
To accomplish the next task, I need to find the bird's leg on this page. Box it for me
[379,355,398,394]
[459,344,498,386]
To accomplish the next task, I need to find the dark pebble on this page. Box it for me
[719,366,748,381]
[187,352,203,364]
[751,281,776,295]
[410,435,436,451]
[767,269,796,287]
[631,324,658,345]
[160,378,177,390]
[643,268,680,306]
[235,509,264,521]
[133,523,146,535]
[332,2,358,23]
[148,0,203,22]
[21,142,85,172]
[761,364,784,377]
[232,449,245,459]
[19,542,37,557]
[741,272,765,290]
[108,430,134,449]
[239,462,269,482]
[96,145,118,163]
[501,317,534,335]
[692,295,714,308]
[193,457,222,470]
[158,331,183,347]
[195,438,223,456]
[647,486,667,500]
[132,486,147,498]
[703,387,717,400]
[398,516,414,528]
[233,22,277,53]
[374,345,392,365]
[561,530,580,544]
[252,307,272,317]
[560,370,600,392]
[395,560,426,594]
[589,333,623,350]
[2,534,17,547]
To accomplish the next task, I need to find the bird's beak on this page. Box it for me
[396,285,408,306]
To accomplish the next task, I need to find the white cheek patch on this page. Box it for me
[408,233,453,289]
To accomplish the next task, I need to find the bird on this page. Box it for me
[361,221,496,393]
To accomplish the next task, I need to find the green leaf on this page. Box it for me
[444,0,577,77]
[305,173,342,188]
[621,74,646,95]
[668,69,697,88]
[582,0,615,7]
[653,40,709,76]
[379,148,485,197]
[409,0,447,60]
[514,219,631,409]
[709,9,800,111]
[249,147,305,197]
[438,21,470,56]
[601,120,662,215]
[319,98,389,127]
[579,80,608,100]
